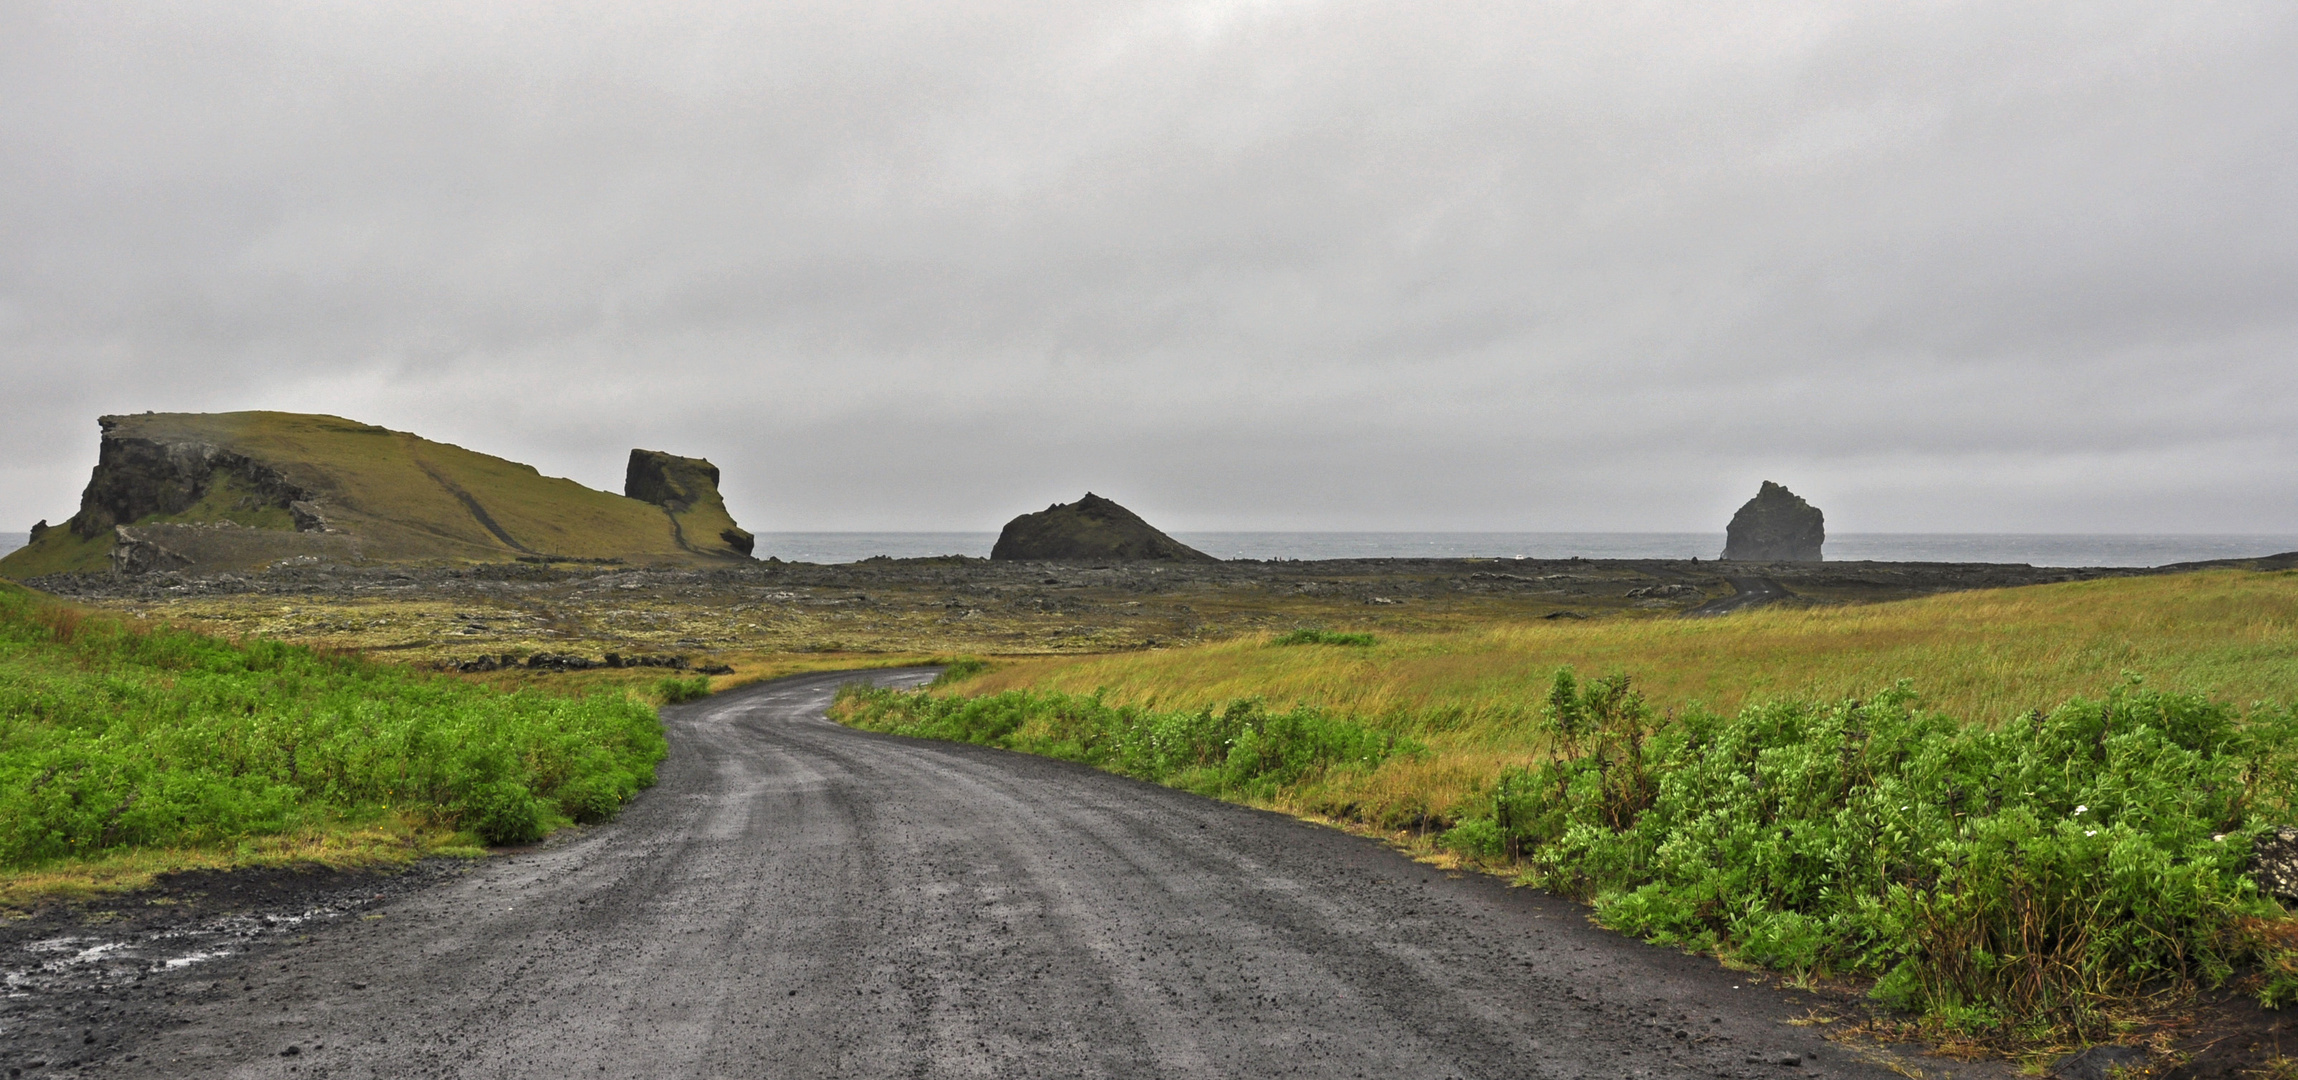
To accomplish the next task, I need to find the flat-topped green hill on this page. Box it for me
[1,412,754,577]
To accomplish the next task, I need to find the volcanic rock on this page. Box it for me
[624,449,755,557]
[991,494,1214,563]
[2251,825,2298,900]
[1721,482,1824,562]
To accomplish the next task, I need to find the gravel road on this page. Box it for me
[77,668,2009,1079]
[1684,576,1792,617]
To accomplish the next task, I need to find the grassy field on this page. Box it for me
[0,582,669,904]
[875,568,2298,1044]
[955,569,2298,822]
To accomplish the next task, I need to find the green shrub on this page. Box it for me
[1452,667,2298,1034]
[0,586,666,862]
[835,685,1419,799]
[929,657,992,686]
[1272,629,1376,647]
[656,676,713,704]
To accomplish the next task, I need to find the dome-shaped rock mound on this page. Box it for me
[991,493,1214,562]
[1721,481,1824,562]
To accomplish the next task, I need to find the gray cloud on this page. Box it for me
[4,1,2294,534]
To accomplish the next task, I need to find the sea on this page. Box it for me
[3,530,2290,569]
[745,532,2298,568]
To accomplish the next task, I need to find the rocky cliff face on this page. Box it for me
[1721,482,1824,561]
[990,493,1214,562]
[68,416,321,540]
[624,449,755,557]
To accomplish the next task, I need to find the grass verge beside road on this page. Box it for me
[851,569,2298,1047]
[952,569,2298,829]
[0,582,667,904]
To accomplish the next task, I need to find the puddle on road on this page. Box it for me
[2,905,350,999]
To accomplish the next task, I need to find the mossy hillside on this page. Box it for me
[0,411,751,575]
[0,528,112,579]
[0,582,667,893]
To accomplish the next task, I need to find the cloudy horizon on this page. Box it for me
[5,2,2294,535]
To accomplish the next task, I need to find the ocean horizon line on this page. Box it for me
[5,530,2294,569]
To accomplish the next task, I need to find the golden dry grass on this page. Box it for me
[967,569,2298,722]
[957,569,2298,825]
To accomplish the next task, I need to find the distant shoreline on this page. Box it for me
[742,531,2298,568]
[7,530,2294,570]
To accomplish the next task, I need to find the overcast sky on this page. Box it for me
[3,2,2294,534]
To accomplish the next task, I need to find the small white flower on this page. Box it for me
[2074,805,2087,815]
[2214,834,2228,843]
[2084,830,2098,837]
[1900,805,1909,812]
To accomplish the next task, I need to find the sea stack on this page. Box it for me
[990,493,1215,562]
[1721,481,1824,562]
[624,449,755,557]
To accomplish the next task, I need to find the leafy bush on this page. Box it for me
[1450,667,2298,1034]
[0,586,667,857]
[929,657,992,686]
[1272,629,1376,647]
[656,676,714,704]
[835,685,1418,798]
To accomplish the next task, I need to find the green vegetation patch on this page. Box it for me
[835,685,1420,801]
[928,657,993,686]
[1440,669,2298,1038]
[0,583,666,869]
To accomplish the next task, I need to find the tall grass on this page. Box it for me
[964,571,2298,725]
[0,584,666,867]
[955,571,2298,829]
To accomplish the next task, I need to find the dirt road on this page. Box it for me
[1685,575,1792,617]
[64,669,2006,1079]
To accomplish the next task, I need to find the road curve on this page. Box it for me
[1684,575,1792,617]
[111,669,1998,1080]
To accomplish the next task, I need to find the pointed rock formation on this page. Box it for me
[991,493,1214,562]
[624,449,755,557]
[1722,482,1824,562]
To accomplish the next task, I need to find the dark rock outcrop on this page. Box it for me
[991,493,1214,563]
[1721,482,1824,562]
[68,415,319,541]
[110,523,361,574]
[624,449,755,558]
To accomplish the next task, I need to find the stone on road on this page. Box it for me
[109,669,2002,1079]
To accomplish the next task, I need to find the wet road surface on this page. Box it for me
[1685,576,1792,617]
[93,668,2007,1079]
